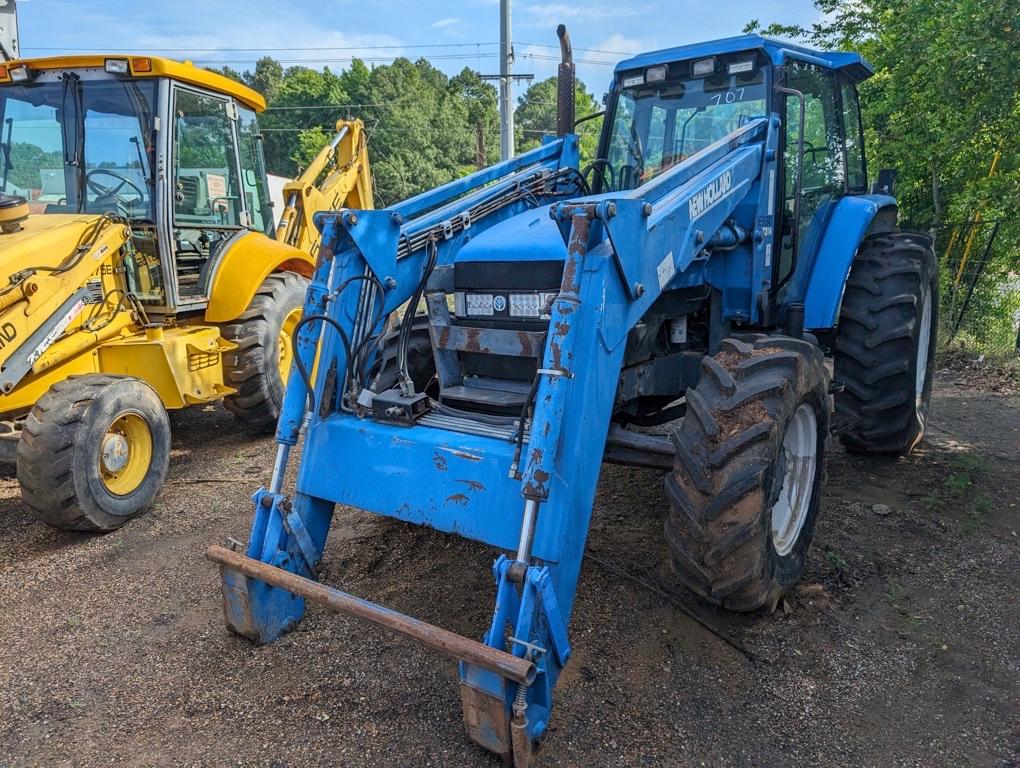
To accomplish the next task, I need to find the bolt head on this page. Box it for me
[634,283,645,297]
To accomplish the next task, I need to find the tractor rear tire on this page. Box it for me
[17,375,171,532]
[221,271,308,432]
[834,232,937,455]
[665,336,830,611]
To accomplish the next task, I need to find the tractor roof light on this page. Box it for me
[105,59,130,75]
[646,64,668,83]
[131,58,153,73]
[0,65,9,82]
[8,65,32,83]
[691,57,717,77]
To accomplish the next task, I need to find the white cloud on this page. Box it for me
[430,17,461,30]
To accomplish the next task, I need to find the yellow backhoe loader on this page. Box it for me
[0,54,373,531]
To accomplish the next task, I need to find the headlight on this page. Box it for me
[464,293,494,316]
[105,59,130,75]
[510,291,558,319]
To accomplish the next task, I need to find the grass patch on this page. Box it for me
[922,451,993,532]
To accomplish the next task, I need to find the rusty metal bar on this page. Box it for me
[207,544,537,685]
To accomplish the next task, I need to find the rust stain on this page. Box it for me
[456,479,485,492]
[518,330,534,357]
[465,327,482,353]
[439,326,451,349]
[446,493,470,506]
[433,452,448,471]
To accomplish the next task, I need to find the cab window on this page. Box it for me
[173,90,241,227]
[237,106,273,234]
[840,79,867,192]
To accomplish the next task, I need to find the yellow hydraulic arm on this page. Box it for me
[275,119,374,257]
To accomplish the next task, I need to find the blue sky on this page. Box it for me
[18,0,822,95]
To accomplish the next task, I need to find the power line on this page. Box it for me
[21,42,503,53]
[196,53,501,66]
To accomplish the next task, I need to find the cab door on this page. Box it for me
[774,60,846,301]
[166,85,247,307]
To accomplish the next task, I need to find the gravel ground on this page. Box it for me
[1,374,1017,767]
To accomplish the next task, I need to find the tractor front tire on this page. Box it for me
[665,336,830,611]
[17,375,171,532]
[834,232,937,455]
[221,271,308,432]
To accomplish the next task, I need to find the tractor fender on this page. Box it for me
[803,194,897,330]
[204,232,314,323]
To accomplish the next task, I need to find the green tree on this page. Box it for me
[515,78,602,165]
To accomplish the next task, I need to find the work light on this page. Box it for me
[105,59,129,75]
[691,57,717,77]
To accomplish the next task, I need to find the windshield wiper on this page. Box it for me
[60,73,86,211]
[0,117,12,194]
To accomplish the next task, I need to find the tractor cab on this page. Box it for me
[0,55,275,312]
[594,35,876,316]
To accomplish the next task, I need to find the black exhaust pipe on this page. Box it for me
[556,24,575,136]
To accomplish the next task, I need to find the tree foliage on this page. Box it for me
[210,57,501,205]
[515,77,602,165]
[746,0,1018,246]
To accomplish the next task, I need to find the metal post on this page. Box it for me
[499,0,515,161]
[515,498,539,562]
[269,443,291,494]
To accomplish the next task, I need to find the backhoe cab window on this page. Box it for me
[602,55,766,191]
[0,78,157,218]
[173,90,241,228]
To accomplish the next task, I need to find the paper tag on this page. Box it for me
[656,251,676,289]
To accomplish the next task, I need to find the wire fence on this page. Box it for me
[936,220,1019,358]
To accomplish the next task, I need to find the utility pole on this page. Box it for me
[0,0,19,61]
[498,0,514,161]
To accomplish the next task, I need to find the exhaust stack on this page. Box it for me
[555,24,575,136]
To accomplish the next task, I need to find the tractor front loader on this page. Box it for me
[0,55,372,531]
[211,30,936,765]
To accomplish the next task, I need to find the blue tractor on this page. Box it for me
[209,30,937,765]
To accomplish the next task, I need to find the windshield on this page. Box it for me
[602,56,767,191]
[0,76,158,219]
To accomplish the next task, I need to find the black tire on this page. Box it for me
[17,375,171,532]
[665,336,830,611]
[834,232,937,455]
[221,271,308,432]
[368,315,436,395]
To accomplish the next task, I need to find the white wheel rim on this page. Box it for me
[770,403,819,557]
[915,290,932,412]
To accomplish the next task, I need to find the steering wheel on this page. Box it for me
[85,169,146,203]
[581,159,616,191]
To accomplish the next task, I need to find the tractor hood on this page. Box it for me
[457,203,568,264]
[0,211,115,277]
[456,194,616,265]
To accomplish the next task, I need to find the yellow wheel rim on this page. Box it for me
[99,412,153,496]
[277,307,302,381]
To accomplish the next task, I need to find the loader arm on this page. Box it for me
[274,119,374,257]
[215,114,779,762]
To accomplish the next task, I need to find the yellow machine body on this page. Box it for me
[0,56,373,418]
